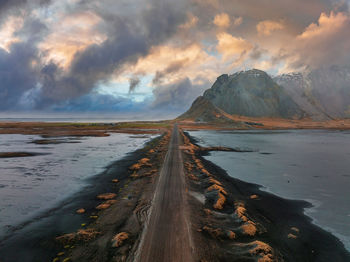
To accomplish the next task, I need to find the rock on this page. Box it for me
[56,229,100,243]
[97,193,116,200]
[234,205,249,222]
[291,227,300,233]
[213,192,226,210]
[250,194,259,199]
[96,203,111,210]
[227,230,236,239]
[203,209,212,215]
[249,240,274,262]
[202,226,223,239]
[207,184,227,195]
[240,221,257,236]
[205,190,226,210]
[76,208,85,214]
[288,233,297,239]
[112,232,129,247]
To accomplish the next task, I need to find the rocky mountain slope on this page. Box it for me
[177,96,237,123]
[179,69,306,122]
[275,66,350,119]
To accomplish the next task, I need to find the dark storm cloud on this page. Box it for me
[152,77,209,112]
[0,43,38,110]
[0,0,51,16]
[37,0,188,107]
[129,76,141,93]
[0,18,47,110]
[249,46,265,60]
[52,92,147,112]
[152,58,189,85]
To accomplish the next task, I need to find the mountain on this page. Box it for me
[179,69,306,122]
[177,96,237,123]
[180,67,350,123]
[202,69,305,119]
[275,66,350,119]
[274,73,331,120]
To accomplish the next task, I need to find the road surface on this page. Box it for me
[135,124,194,262]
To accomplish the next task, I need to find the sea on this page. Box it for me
[188,129,350,251]
[0,132,158,237]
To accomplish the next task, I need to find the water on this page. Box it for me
[188,129,350,251]
[0,133,157,237]
[0,112,178,123]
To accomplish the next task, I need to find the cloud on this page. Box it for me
[152,77,209,111]
[0,16,24,51]
[38,11,106,68]
[152,58,189,85]
[179,13,199,29]
[213,13,230,27]
[52,92,147,112]
[216,32,253,60]
[256,20,284,36]
[282,11,350,70]
[233,16,243,26]
[0,42,39,110]
[129,43,219,86]
[129,76,141,93]
[35,0,188,107]
[0,0,51,14]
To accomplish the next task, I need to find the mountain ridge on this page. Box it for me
[179,69,307,123]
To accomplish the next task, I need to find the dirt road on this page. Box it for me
[135,124,193,262]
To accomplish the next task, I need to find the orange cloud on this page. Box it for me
[216,32,253,60]
[213,13,230,27]
[284,11,350,70]
[179,13,199,29]
[298,11,348,40]
[257,20,284,36]
[0,16,24,52]
[39,11,106,69]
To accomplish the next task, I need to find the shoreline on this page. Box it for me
[187,129,350,253]
[183,130,350,261]
[0,133,167,262]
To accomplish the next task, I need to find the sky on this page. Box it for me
[0,0,350,116]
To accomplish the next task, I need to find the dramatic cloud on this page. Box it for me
[213,13,230,27]
[0,16,24,51]
[52,92,147,112]
[0,42,39,110]
[0,0,349,114]
[152,59,189,85]
[129,76,141,93]
[256,20,284,36]
[36,0,188,107]
[179,13,199,29]
[38,11,106,68]
[279,11,350,71]
[152,77,209,111]
[216,32,253,61]
[213,13,242,28]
